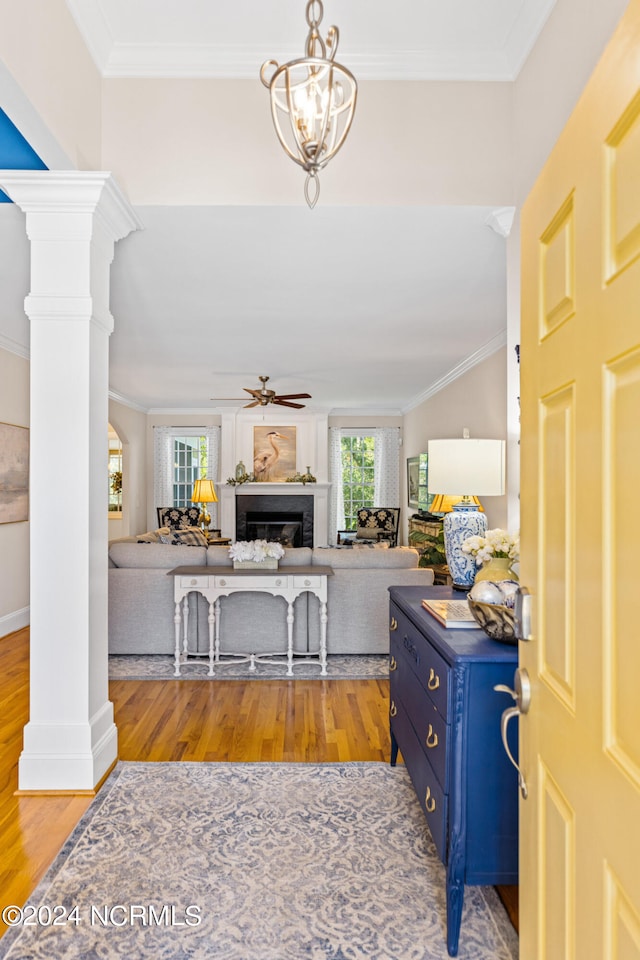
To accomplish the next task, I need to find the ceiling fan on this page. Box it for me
[210,375,312,409]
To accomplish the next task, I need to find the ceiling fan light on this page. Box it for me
[260,1,357,208]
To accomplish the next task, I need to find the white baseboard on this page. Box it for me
[0,606,30,638]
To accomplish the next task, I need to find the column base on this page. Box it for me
[18,707,118,792]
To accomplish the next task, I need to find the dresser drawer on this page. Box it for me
[390,604,450,719]
[390,697,447,861]
[215,574,285,590]
[390,639,449,792]
[178,575,212,590]
[292,575,323,590]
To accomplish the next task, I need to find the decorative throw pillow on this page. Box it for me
[170,528,208,547]
[159,507,201,530]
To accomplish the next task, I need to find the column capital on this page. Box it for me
[0,170,142,242]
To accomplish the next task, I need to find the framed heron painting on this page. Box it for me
[252,426,296,482]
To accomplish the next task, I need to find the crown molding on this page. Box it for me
[99,42,524,81]
[108,389,149,413]
[402,330,507,413]
[485,206,516,238]
[0,331,29,360]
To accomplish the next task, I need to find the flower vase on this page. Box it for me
[474,557,518,583]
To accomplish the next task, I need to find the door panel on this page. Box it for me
[519,2,640,956]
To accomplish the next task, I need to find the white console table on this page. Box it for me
[168,565,333,677]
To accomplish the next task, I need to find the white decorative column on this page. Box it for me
[0,171,141,790]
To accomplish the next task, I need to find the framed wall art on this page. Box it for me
[0,421,29,523]
[407,452,433,513]
[253,426,296,482]
[407,456,420,509]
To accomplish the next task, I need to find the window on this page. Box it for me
[108,424,122,517]
[329,427,401,541]
[153,426,221,519]
[172,435,207,507]
[340,435,375,530]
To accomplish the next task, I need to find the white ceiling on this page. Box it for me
[39,1,551,414]
[108,206,507,413]
[65,0,557,81]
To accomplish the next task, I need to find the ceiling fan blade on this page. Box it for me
[272,399,306,409]
[243,387,261,397]
[243,400,260,408]
[274,393,312,400]
[210,397,247,400]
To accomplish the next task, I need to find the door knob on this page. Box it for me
[494,667,531,799]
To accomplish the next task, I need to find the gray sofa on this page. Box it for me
[108,542,434,656]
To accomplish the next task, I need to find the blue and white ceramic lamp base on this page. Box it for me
[443,504,487,590]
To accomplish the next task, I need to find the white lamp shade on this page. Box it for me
[427,439,505,498]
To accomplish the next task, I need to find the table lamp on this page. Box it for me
[427,437,505,590]
[192,478,218,532]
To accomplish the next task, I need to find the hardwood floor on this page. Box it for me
[0,627,518,935]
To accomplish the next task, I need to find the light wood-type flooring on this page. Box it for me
[0,627,517,936]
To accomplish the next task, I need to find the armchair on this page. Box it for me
[156,506,201,530]
[338,507,400,546]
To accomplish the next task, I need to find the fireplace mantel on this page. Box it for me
[219,482,331,546]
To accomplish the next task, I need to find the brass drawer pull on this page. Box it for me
[425,724,438,749]
[389,656,397,672]
[427,667,440,690]
[425,787,436,813]
[390,701,397,718]
[390,617,398,631]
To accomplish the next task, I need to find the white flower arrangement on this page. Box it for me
[461,528,520,566]
[228,539,285,563]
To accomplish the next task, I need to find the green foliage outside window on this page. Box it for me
[341,435,375,530]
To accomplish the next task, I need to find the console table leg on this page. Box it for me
[207,601,215,676]
[173,601,182,677]
[319,601,328,676]
[286,602,294,676]
[214,599,221,662]
[182,596,189,656]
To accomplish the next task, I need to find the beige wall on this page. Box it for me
[0,347,29,636]
[402,347,508,535]
[102,78,514,206]
[514,0,629,204]
[108,398,149,539]
[0,0,102,170]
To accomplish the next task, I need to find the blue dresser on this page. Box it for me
[388,585,518,957]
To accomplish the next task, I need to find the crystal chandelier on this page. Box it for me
[260,0,357,208]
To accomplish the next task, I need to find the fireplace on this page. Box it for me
[236,495,314,548]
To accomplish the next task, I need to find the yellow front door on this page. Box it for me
[519,2,640,956]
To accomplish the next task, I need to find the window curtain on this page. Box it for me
[328,427,345,539]
[153,426,221,524]
[373,427,401,507]
[328,426,401,542]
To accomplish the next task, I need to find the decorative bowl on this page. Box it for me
[468,599,517,645]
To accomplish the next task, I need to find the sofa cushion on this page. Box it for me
[311,546,420,569]
[109,542,208,569]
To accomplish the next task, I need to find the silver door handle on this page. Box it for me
[514,586,532,641]
[494,667,530,799]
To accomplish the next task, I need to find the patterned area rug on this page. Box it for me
[0,763,518,960]
[109,653,389,681]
